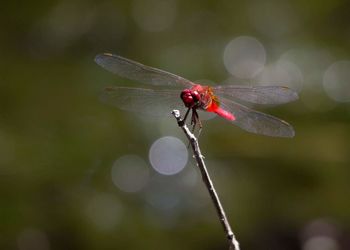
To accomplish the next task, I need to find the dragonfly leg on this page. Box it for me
[197,114,203,140]
[186,109,197,149]
[192,109,202,139]
[186,109,203,149]
[181,107,191,126]
[186,111,194,149]
[191,109,197,133]
[193,111,204,158]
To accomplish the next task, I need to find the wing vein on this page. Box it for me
[95,53,194,87]
[219,97,295,137]
[213,85,298,105]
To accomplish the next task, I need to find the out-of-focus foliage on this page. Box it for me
[1,1,350,250]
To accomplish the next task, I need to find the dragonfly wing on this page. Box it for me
[213,85,298,105]
[95,53,194,88]
[100,87,186,117]
[219,97,295,137]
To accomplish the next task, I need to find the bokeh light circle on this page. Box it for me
[323,60,350,102]
[111,155,150,193]
[301,219,340,250]
[149,136,188,175]
[255,59,303,91]
[223,36,266,79]
[302,236,339,250]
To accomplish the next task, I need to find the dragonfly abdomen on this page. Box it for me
[206,100,235,121]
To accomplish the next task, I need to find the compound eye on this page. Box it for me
[180,89,196,107]
[192,91,200,101]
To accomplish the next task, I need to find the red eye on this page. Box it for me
[181,89,195,107]
[192,91,200,102]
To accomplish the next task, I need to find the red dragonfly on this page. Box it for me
[95,53,298,137]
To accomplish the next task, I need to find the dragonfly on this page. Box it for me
[95,53,298,137]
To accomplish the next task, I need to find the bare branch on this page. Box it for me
[171,110,240,250]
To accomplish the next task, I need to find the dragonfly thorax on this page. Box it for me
[180,89,201,108]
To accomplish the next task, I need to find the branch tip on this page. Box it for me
[171,109,180,118]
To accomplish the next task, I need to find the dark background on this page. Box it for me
[1,0,350,249]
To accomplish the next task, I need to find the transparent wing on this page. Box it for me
[100,87,186,117]
[95,53,194,88]
[219,97,295,137]
[213,85,298,105]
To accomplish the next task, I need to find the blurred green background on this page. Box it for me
[1,0,350,249]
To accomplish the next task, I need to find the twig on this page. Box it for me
[171,110,240,250]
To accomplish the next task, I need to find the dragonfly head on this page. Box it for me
[181,89,200,108]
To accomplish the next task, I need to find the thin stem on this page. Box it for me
[171,110,240,250]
